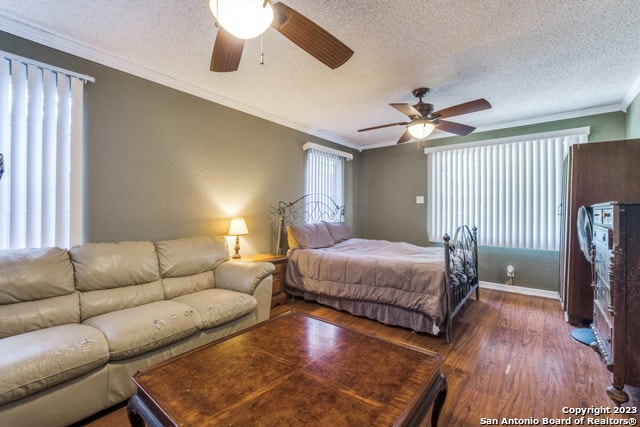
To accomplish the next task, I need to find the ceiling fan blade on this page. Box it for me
[358,121,410,132]
[436,120,476,136]
[396,130,413,144]
[390,103,422,118]
[271,2,354,69]
[432,98,491,119]
[210,26,245,72]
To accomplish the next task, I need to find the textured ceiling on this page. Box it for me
[1,0,639,149]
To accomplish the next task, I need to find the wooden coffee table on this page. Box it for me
[127,311,447,426]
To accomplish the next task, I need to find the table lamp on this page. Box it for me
[228,217,249,258]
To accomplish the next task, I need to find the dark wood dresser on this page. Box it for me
[590,201,640,405]
[559,139,640,324]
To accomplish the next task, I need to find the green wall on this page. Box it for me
[627,93,640,138]
[0,31,359,255]
[357,113,627,292]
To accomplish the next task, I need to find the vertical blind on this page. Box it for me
[304,144,347,221]
[426,128,589,250]
[0,51,92,250]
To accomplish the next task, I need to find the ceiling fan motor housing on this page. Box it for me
[411,87,434,118]
[414,102,434,118]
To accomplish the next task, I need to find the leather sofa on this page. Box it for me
[0,235,274,427]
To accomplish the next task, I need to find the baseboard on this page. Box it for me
[480,281,559,300]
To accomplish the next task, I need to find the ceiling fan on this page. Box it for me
[209,0,354,72]
[358,88,492,144]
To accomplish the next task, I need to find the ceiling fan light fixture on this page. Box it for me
[407,121,435,139]
[209,0,274,40]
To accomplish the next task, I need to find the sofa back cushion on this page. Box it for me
[0,247,79,338]
[154,236,228,299]
[70,241,163,321]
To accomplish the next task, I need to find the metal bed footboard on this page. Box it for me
[442,225,479,343]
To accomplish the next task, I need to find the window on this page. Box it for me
[0,51,93,250]
[426,128,589,250]
[303,142,351,222]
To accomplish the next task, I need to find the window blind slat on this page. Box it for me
[41,69,57,246]
[10,60,27,248]
[55,73,70,248]
[69,76,84,247]
[27,64,43,248]
[0,59,11,249]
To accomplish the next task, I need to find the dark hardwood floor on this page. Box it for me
[78,288,639,426]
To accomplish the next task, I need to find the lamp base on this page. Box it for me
[232,235,241,259]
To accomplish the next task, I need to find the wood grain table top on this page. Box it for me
[128,311,446,426]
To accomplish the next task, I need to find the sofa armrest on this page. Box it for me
[214,261,275,295]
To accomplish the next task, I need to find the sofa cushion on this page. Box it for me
[161,271,215,300]
[0,247,79,338]
[79,282,165,321]
[71,241,160,292]
[155,236,228,299]
[155,236,228,278]
[173,289,257,329]
[0,324,109,405]
[70,241,164,320]
[0,247,74,304]
[83,300,201,360]
[0,293,80,339]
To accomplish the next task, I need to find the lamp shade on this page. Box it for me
[209,0,274,40]
[228,218,249,236]
[407,121,436,140]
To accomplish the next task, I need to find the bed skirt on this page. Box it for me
[287,288,440,336]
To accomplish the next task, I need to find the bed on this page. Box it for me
[272,194,479,343]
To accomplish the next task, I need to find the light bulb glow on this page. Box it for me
[407,121,436,139]
[210,0,274,40]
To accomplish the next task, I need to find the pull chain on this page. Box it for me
[260,34,265,65]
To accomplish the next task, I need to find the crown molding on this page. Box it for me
[622,71,640,110]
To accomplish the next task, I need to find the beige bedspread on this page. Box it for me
[285,238,448,326]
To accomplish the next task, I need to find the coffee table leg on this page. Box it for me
[431,374,448,427]
[127,394,166,427]
[127,395,144,427]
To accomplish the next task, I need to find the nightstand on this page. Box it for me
[237,253,288,308]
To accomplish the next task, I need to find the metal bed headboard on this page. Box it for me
[270,193,345,255]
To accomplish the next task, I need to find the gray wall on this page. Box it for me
[0,31,359,255]
[357,113,627,292]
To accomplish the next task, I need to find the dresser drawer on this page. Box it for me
[592,225,612,250]
[592,205,613,226]
[272,275,284,293]
[272,262,284,275]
